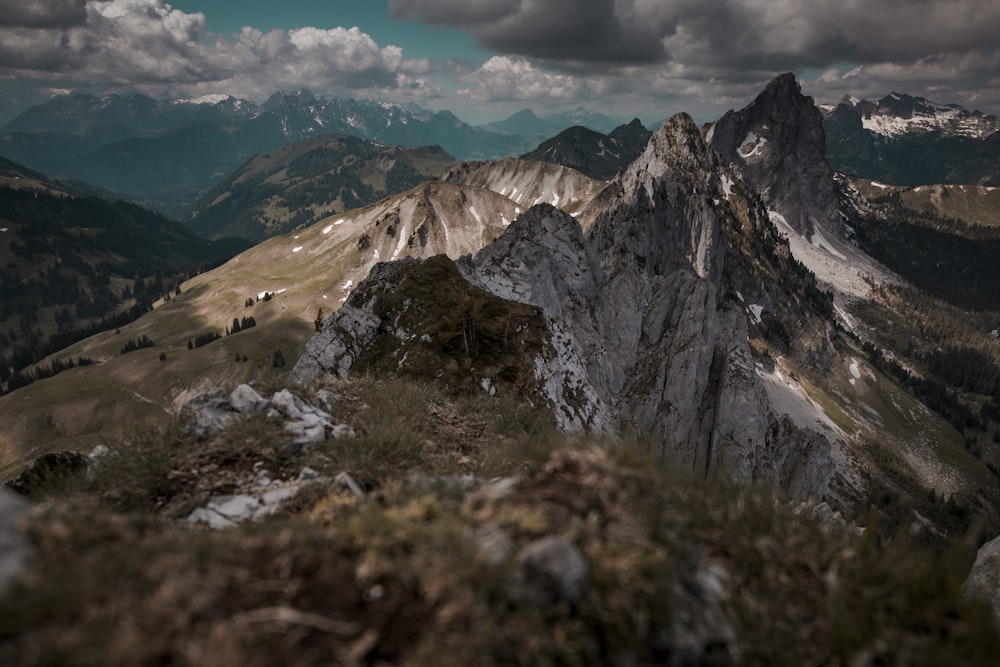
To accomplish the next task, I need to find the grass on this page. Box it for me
[2,375,998,666]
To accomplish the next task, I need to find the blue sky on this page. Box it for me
[166,2,485,62]
[1,1,999,126]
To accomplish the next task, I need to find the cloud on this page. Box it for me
[398,0,1000,70]
[460,56,586,101]
[0,0,95,29]
[0,0,424,99]
[397,0,1000,118]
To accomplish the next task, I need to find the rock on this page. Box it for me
[963,534,1000,624]
[329,424,356,439]
[178,388,239,439]
[656,562,739,664]
[179,385,353,446]
[5,450,89,497]
[315,389,341,412]
[86,445,111,482]
[0,488,33,591]
[89,444,110,463]
[332,472,365,498]
[230,384,269,415]
[508,535,588,606]
[187,473,325,529]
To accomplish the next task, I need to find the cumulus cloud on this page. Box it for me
[0,0,95,28]
[460,56,587,101]
[0,0,423,99]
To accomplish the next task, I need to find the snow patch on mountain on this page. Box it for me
[720,174,735,198]
[172,93,233,106]
[737,130,768,160]
[758,361,845,439]
[769,209,894,300]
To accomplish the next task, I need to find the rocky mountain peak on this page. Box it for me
[295,103,836,498]
[592,111,728,284]
[708,72,841,237]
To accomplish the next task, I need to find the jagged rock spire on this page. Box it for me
[708,72,841,237]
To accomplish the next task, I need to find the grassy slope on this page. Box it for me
[0,181,516,479]
[1,376,997,666]
[846,177,1000,228]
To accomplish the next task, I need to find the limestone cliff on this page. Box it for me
[708,72,842,237]
[293,113,835,499]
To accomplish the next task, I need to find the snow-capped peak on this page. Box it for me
[173,94,234,106]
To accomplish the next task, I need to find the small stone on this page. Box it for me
[179,389,239,439]
[298,467,321,481]
[89,444,110,463]
[316,389,341,412]
[333,472,365,498]
[187,507,237,530]
[509,535,587,606]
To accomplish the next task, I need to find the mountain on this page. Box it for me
[821,93,1000,185]
[6,75,1000,665]
[0,91,528,212]
[296,113,840,499]
[0,178,527,476]
[186,135,456,243]
[440,157,605,218]
[480,107,622,136]
[708,72,842,238]
[3,74,1000,542]
[520,119,652,180]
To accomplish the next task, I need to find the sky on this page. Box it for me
[0,0,999,126]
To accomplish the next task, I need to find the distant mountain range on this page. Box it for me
[821,92,1000,185]
[0,91,623,214]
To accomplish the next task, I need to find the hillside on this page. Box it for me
[0,180,527,476]
[186,135,456,243]
[2,376,997,665]
[0,174,247,397]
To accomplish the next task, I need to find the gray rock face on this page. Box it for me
[293,111,835,499]
[709,72,842,237]
[964,533,1000,625]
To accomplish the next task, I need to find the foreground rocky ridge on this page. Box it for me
[3,376,997,666]
[295,113,837,499]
